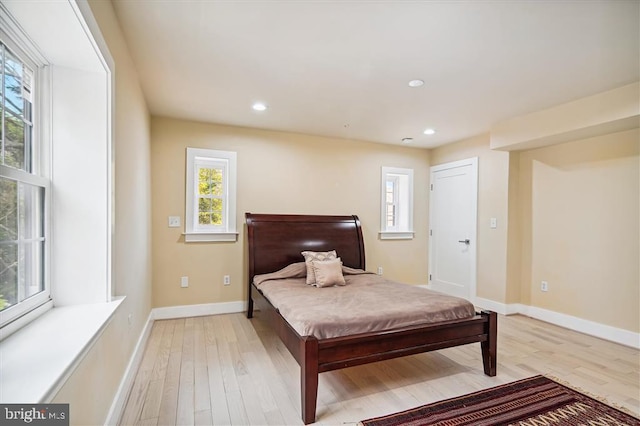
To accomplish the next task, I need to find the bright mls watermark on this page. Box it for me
[1,404,68,425]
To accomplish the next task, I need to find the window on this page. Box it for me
[0,36,49,328]
[0,0,118,403]
[185,148,237,242]
[380,166,414,239]
[0,0,112,341]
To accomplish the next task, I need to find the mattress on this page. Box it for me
[254,265,476,339]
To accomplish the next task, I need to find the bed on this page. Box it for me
[245,213,497,424]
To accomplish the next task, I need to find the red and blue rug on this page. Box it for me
[359,375,639,426]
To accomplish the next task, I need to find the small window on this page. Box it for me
[380,166,413,239]
[185,148,237,242]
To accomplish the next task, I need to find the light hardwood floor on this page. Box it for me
[119,312,640,425]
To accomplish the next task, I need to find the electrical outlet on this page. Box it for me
[377,267,383,275]
[181,276,189,288]
[223,275,230,286]
[541,281,548,292]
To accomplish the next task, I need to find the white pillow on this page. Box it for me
[312,258,346,287]
[301,250,337,285]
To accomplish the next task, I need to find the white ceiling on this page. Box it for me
[112,0,639,148]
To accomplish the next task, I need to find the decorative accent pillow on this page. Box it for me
[301,250,337,285]
[311,258,346,288]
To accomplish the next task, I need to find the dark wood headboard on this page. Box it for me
[245,213,366,289]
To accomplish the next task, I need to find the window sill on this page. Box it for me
[0,297,125,403]
[184,232,238,242]
[379,231,415,240]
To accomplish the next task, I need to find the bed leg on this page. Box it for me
[247,297,254,319]
[301,337,319,425]
[481,310,497,376]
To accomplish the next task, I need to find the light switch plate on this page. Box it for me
[168,216,181,228]
[490,218,497,229]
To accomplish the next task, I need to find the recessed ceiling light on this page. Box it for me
[423,128,436,135]
[408,79,424,88]
[401,137,413,144]
[252,102,267,111]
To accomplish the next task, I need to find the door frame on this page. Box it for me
[428,157,478,302]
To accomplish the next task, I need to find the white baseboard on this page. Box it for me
[104,311,154,426]
[474,297,639,349]
[474,297,525,316]
[422,292,638,348]
[522,305,640,349]
[105,300,246,425]
[151,300,247,320]
[473,297,509,315]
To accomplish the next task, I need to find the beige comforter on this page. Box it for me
[254,263,476,339]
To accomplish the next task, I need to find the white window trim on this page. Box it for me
[0,10,52,332]
[0,167,51,329]
[380,166,414,240]
[184,147,238,242]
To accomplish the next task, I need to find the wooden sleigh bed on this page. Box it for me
[245,213,497,424]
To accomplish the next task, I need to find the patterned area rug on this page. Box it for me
[359,375,640,426]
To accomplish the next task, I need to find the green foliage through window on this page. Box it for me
[1,42,31,172]
[0,39,43,315]
[197,167,224,226]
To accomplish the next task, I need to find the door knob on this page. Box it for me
[458,239,470,244]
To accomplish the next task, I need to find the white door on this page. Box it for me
[428,158,478,300]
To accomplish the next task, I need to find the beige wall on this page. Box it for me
[519,129,639,332]
[430,134,511,303]
[51,1,153,424]
[151,117,431,308]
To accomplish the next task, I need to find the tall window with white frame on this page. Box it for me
[0,37,48,328]
[185,147,238,242]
